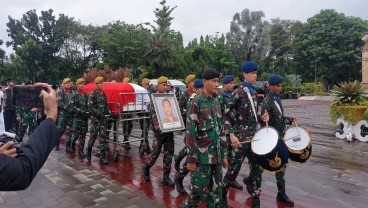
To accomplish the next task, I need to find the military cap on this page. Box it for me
[241,61,258,73]
[157,76,168,84]
[268,74,284,85]
[222,75,234,84]
[95,76,104,84]
[202,69,220,80]
[76,78,85,85]
[62,78,71,84]
[185,74,196,84]
[193,79,203,88]
[123,77,130,83]
[142,78,150,85]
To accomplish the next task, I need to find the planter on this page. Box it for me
[337,106,368,125]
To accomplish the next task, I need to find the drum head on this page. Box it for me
[284,127,311,151]
[252,127,279,155]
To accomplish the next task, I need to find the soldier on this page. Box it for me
[122,77,133,150]
[179,69,228,208]
[70,78,90,156]
[222,61,269,208]
[258,74,295,206]
[87,77,111,165]
[143,76,175,187]
[174,79,203,195]
[56,78,74,151]
[179,74,196,124]
[139,78,152,155]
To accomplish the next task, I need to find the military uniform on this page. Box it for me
[223,82,262,199]
[259,77,294,205]
[16,106,37,142]
[56,88,74,150]
[143,89,175,186]
[181,92,228,208]
[87,88,112,164]
[70,89,90,155]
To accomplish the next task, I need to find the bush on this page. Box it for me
[300,82,324,95]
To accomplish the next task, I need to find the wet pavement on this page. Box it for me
[1,98,368,208]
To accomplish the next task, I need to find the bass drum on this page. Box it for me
[284,127,312,163]
[251,127,289,172]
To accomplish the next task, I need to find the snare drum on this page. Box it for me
[284,127,312,163]
[251,127,289,172]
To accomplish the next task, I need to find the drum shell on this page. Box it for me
[288,141,312,163]
[253,138,289,172]
[284,127,312,163]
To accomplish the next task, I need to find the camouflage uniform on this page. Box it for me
[56,89,74,150]
[87,89,111,164]
[260,92,293,203]
[70,90,90,155]
[16,106,37,142]
[223,82,262,198]
[143,91,175,185]
[181,92,228,208]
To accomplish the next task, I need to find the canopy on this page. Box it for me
[84,82,136,113]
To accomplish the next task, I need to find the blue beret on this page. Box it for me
[268,74,284,85]
[193,79,203,88]
[222,75,234,84]
[241,61,258,73]
[202,68,220,80]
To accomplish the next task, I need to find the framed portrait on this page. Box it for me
[151,93,185,132]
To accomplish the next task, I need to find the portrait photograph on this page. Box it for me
[151,93,185,132]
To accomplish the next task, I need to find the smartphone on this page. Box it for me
[12,85,46,108]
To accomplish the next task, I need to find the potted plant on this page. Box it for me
[330,80,368,125]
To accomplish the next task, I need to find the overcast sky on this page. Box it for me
[1,0,367,55]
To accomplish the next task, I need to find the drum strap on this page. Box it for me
[274,100,282,115]
[243,87,258,123]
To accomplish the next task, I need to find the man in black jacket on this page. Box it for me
[0,83,59,191]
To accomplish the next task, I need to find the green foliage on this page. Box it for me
[330,80,368,105]
[300,82,324,95]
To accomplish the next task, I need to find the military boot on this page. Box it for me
[78,143,86,157]
[99,151,108,165]
[221,187,229,207]
[243,176,253,195]
[174,173,186,195]
[277,181,294,205]
[252,197,260,208]
[86,147,92,161]
[162,171,175,187]
[229,180,243,190]
[143,165,150,182]
[65,140,72,153]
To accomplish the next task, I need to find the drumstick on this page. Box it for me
[239,139,260,144]
[291,110,301,136]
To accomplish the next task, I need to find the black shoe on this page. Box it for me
[163,174,175,187]
[143,165,150,182]
[243,176,253,195]
[175,175,186,195]
[277,192,294,206]
[252,197,260,208]
[229,180,243,190]
[221,187,229,207]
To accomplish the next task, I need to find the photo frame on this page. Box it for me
[151,93,185,132]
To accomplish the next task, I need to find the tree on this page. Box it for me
[226,9,268,62]
[294,9,368,85]
[6,9,73,82]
